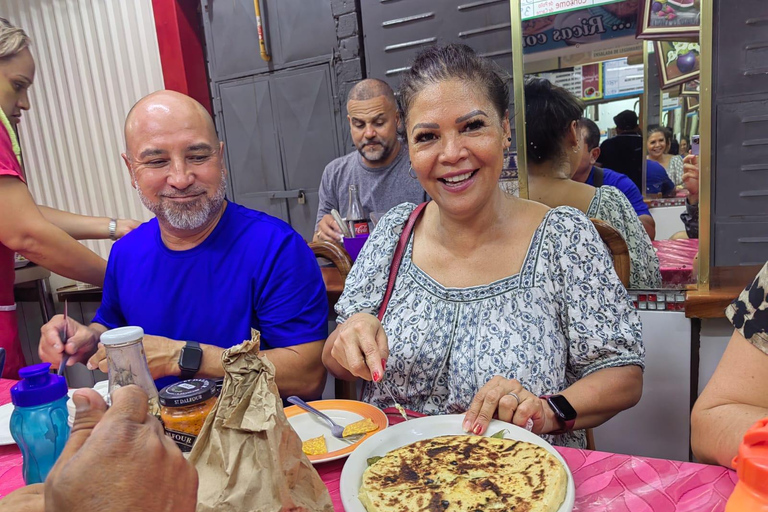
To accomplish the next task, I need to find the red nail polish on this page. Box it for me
[381,358,387,370]
[372,371,380,382]
[473,424,483,435]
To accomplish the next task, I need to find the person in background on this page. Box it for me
[38,91,328,399]
[596,109,644,191]
[0,18,138,379]
[680,153,699,238]
[525,78,661,289]
[314,79,427,243]
[0,385,198,512]
[572,118,656,239]
[648,125,684,186]
[667,127,680,156]
[679,136,690,157]
[691,262,768,466]
[324,44,644,449]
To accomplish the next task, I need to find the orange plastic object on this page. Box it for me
[726,417,768,511]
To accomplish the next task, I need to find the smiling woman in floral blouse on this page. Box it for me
[322,44,645,448]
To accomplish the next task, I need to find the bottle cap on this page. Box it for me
[732,417,768,496]
[100,326,144,346]
[159,378,217,407]
[11,363,68,407]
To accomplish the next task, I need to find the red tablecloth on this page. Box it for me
[653,239,699,287]
[0,379,737,510]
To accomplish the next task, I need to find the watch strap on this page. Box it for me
[540,394,576,435]
[178,341,202,380]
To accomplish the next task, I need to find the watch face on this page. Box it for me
[181,345,203,371]
[549,395,577,421]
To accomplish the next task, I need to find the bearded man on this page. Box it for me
[314,79,427,243]
[38,91,328,398]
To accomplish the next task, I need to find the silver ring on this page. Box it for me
[508,392,520,406]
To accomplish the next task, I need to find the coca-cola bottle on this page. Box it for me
[346,184,369,237]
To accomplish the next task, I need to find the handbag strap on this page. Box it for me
[378,202,428,321]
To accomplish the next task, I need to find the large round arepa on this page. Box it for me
[359,435,567,512]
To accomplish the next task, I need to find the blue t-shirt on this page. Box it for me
[645,160,675,197]
[586,166,651,217]
[93,202,328,389]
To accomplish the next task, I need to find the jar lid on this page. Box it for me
[11,363,68,407]
[100,326,144,346]
[159,378,217,407]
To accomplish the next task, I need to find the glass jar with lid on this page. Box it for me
[100,326,161,420]
[159,378,218,452]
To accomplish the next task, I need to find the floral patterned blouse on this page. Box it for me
[336,203,645,448]
[587,186,662,290]
[726,261,768,355]
[667,155,684,186]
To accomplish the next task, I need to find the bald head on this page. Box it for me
[346,79,396,108]
[124,90,217,153]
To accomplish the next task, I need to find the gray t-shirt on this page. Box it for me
[315,145,427,228]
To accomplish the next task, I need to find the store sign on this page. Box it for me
[603,57,644,99]
[522,0,626,20]
[532,63,604,101]
[522,0,639,54]
[662,92,682,111]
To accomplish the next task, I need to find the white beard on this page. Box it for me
[137,171,226,231]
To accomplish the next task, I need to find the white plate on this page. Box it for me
[0,402,15,445]
[340,414,575,512]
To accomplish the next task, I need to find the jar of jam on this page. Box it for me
[159,379,218,452]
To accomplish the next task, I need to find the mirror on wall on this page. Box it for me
[512,0,706,291]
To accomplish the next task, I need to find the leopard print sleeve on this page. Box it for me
[726,261,768,355]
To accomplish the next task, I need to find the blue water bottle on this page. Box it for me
[10,363,70,484]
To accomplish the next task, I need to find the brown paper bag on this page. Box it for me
[189,330,333,512]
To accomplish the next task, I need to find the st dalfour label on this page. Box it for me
[164,428,196,452]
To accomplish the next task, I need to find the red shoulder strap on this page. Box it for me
[377,202,428,321]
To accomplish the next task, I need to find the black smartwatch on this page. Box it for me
[541,394,577,434]
[178,341,203,380]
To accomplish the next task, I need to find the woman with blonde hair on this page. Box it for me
[0,17,137,377]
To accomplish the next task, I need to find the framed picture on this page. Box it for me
[654,41,700,89]
[681,79,700,96]
[637,0,700,40]
[686,96,700,110]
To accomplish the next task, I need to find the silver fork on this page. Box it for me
[287,396,363,440]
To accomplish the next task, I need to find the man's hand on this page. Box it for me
[45,386,198,512]
[88,335,182,379]
[0,484,44,512]
[39,316,100,370]
[314,214,343,243]
[682,154,699,205]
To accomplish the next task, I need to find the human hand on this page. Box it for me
[116,219,141,239]
[45,386,198,512]
[682,154,699,205]
[315,214,343,243]
[87,335,181,379]
[39,316,99,370]
[0,484,44,512]
[329,313,389,382]
[463,376,556,436]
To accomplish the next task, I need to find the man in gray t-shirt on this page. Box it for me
[314,79,427,242]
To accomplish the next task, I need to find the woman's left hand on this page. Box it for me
[463,376,555,436]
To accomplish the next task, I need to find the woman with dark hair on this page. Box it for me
[525,78,660,289]
[648,125,684,185]
[679,136,690,156]
[323,44,644,448]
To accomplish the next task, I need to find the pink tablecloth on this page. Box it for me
[653,238,699,286]
[0,379,737,510]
